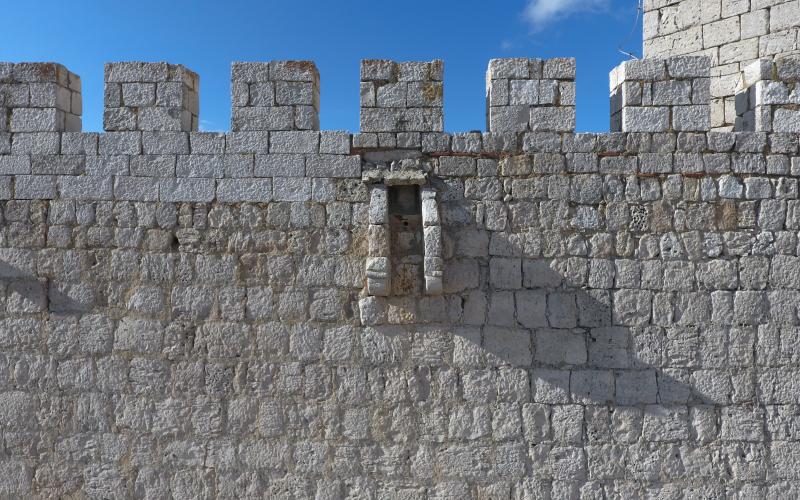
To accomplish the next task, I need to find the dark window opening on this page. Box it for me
[388,185,423,296]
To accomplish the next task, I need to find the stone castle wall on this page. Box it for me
[643,0,800,131]
[1,54,800,498]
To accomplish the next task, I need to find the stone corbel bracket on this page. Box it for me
[363,161,443,296]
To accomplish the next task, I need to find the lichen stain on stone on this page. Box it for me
[285,60,319,75]
[422,82,442,102]
[716,201,738,230]
[36,63,56,81]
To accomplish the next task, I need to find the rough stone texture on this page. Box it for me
[1,63,82,132]
[610,57,711,133]
[1,52,800,498]
[360,60,443,133]
[231,61,320,132]
[104,62,198,132]
[736,57,800,132]
[487,57,576,135]
[644,0,800,131]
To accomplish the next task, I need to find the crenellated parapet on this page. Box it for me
[0,62,81,132]
[0,57,721,138]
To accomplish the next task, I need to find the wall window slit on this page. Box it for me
[365,178,441,298]
[389,185,423,296]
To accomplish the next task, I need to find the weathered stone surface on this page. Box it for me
[644,0,800,131]
[0,51,799,497]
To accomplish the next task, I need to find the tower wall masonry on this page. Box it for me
[643,0,800,131]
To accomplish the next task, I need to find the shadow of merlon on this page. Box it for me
[362,257,754,415]
[1,248,93,315]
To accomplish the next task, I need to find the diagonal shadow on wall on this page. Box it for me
[450,261,722,409]
[361,243,749,419]
[0,249,92,316]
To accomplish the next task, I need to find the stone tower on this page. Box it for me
[643,0,800,131]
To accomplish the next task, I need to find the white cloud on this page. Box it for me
[199,119,217,132]
[523,0,609,30]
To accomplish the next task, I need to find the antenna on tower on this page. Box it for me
[618,0,644,60]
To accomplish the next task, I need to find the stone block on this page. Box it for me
[490,258,522,289]
[14,175,56,199]
[269,131,319,154]
[620,107,670,132]
[488,105,529,133]
[774,109,800,133]
[272,177,311,201]
[100,132,142,155]
[216,178,272,202]
[305,155,361,178]
[616,59,668,82]
[176,154,224,178]
[529,107,576,132]
[534,329,586,365]
[0,156,31,175]
[488,59,531,80]
[674,105,710,131]
[543,58,576,79]
[615,370,658,405]
[58,176,113,200]
[11,108,63,132]
[159,178,215,202]
[226,131,270,153]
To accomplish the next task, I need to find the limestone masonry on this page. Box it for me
[644,0,800,131]
[3,4,800,497]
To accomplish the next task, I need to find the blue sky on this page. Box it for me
[2,0,642,133]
